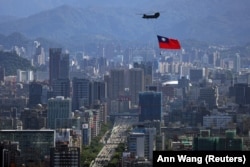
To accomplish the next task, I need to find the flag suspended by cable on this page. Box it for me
[157,35,181,49]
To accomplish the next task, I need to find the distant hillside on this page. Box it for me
[0,32,63,52]
[0,50,34,76]
[0,0,250,50]
[0,15,19,24]
[0,32,30,49]
[0,0,153,17]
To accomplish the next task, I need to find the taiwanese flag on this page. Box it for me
[157,35,181,49]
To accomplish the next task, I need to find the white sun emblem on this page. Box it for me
[161,37,166,41]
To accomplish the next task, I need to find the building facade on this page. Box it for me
[47,96,72,129]
[109,69,125,100]
[139,91,162,122]
[127,126,156,160]
[133,61,153,87]
[28,81,43,107]
[50,144,80,167]
[0,130,55,165]
[51,78,70,98]
[199,86,219,109]
[129,68,145,106]
[72,78,91,110]
[193,130,243,151]
[189,68,205,82]
[49,48,69,86]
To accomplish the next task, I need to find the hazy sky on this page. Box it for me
[0,0,154,17]
[1,0,250,46]
[1,0,250,18]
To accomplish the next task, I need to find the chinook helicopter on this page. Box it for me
[141,12,160,19]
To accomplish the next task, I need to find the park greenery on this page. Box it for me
[81,122,112,167]
[81,121,127,167]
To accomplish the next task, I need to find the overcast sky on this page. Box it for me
[0,0,155,17]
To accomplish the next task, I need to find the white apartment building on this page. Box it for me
[203,114,232,129]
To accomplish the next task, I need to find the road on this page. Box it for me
[91,116,138,167]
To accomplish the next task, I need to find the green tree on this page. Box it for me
[0,51,35,75]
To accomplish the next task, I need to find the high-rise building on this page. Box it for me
[81,111,94,145]
[128,132,145,157]
[49,48,69,85]
[20,108,46,129]
[178,76,190,89]
[91,80,107,106]
[180,64,191,78]
[49,48,61,85]
[92,109,100,138]
[178,76,190,98]
[33,44,45,66]
[129,68,144,106]
[55,117,81,130]
[203,114,232,129]
[50,143,80,167]
[109,69,125,100]
[28,81,43,107]
[47,96,72,129]
[17,69,34,83]
[189,68,205,82]
[104,74,111,99]
[59,53,70,79]
[229,83,250,105]
[0,117,14,129]
[134,61,153,87]
[72,78,91,111]
[127,126,156,160]
[0,141,21,167]
[55,129,82,148]
[145,85,158,92]
[110,96,131,114]
[234,53,241,73]
[97,56,107,73]
[52,78,70,98]
[0,130,55,165]
[0,66,5,82]
[162,84,176,99]
[193,129,243,151]
[139,91,162,122]
[199,86,218,109]
[207,53,214,66]
[41,84,50,104]
[99,102,108,124]
[80,109,101,139]
[81,123,91,146]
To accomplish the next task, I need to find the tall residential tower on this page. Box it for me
[49,48,69,85]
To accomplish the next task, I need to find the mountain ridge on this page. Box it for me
[0,1,250,50]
